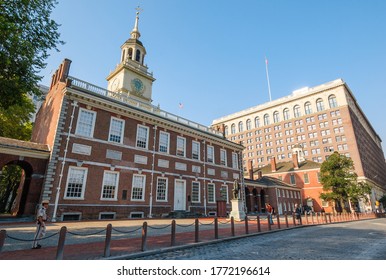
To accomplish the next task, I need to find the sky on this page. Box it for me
[40,0,386,153]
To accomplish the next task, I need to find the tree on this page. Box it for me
[0,165,23,213]
[320,152,371,213]
[379,195,386,209]
[0,0,63,109]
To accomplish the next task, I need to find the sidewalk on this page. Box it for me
[0,217,278,260]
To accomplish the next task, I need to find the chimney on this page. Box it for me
[293,152,299,170]
[270,157,277,172]
[257,170,263,179]
[248,160,254,179]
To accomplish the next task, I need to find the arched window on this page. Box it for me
[316,98,325,112]
[328,95,338,108]
[304,102,312,115]
[263,114,270,126]
[293,105,301,118]
[231,124,236,134]
[283,108,290,120]
[254,117,260,128]
[273,111,280,123]
[238,121,243,133]
[128,48,133,59]
[224,126,229,136]
[135,49,141,62]
[246,119,252,130]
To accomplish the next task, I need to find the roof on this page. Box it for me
[0,137,50,152]
[245,176,299,189]
[254,159,321,175]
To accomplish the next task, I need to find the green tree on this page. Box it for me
[0,0,63,109]
[0,165,23,213]
[379,195,386,209]
[320,152,371,213]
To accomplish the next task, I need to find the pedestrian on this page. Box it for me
[32,200,49,249]
[265,203,274,225]
[294,203,302,225]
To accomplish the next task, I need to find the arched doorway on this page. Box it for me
[0,160,33,216]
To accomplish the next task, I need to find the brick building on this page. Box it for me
[30,12,243,221]
[212,79,386,212]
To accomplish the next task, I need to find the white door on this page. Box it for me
[174,179,186,211]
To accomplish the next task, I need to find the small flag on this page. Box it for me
[178,102,184,109]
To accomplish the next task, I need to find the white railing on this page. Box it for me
[67,76,223,137]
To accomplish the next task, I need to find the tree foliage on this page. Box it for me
[0,0,63,109]
[0,165,23,213]
[320,152,371,211]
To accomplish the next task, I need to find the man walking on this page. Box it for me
[32,200,49,249]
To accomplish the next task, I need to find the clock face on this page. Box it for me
[111,78,119,91]
[131,78,144,94]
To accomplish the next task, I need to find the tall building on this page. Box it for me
[28,11,243,221]
[212,79,386,211]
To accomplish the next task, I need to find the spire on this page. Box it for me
[130,6,142,40]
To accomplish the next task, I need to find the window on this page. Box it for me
[136,125,149,149]
[65,167,88,199]
[328,95,338,108]
[159,131,170,153]
[293,105,301,118]
[156,177,168,201]
[232,152,239,169]
[290,174,296,184]
[101,171,119,200]
[246,119,252,130]
[220,185,228,202]
[238,121,243,133]
[231,124,236,134]
[220,149,227,166]
[128,48,133,59]
[264,114,270,126]
[304,173,309,184]
[192,141,200,160]
[283,108,290,120]
[135,49,141,62]
[273,111,280,123]
[207,183,215,203]
[207,145,214,163]
[191,181,200,203]
[131,174,145,201]
[254,117,260,128]
[304,102,312,115]
[176,136,186,157]
[76,108,96,137]
[224,126,228,137]
[316,98,325,112]
[108,117,124,143]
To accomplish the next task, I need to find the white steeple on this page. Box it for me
[130,7,141,40]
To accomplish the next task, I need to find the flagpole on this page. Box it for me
[265,57,272,102]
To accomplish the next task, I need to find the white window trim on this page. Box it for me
[207,145,215,163]
[176,136,186,157]
[100,170,119,201]
[131,174,146,201]
[136,124,149,150]
[159,131,170,154]
[220,149,227,166]
[156,177,168,202]
[108,117,125,144]
[64,166,88,200]
[98,212,116,220]
[232,152,239,169]
[192,140,200,160]
[191,181,201,203]
[220,185,229,203]
[75,108,96,138]
[207,183,216,203]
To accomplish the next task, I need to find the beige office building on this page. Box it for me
[212,79,386,211]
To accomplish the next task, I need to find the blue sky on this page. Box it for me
[40,0,386,153]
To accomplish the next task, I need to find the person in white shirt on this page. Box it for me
[32,200,49,249]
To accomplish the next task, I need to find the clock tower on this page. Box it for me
[107,8,155,103]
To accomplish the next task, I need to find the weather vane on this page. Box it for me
[135,5,143,16]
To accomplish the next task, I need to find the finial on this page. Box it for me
[131,6,143,39]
